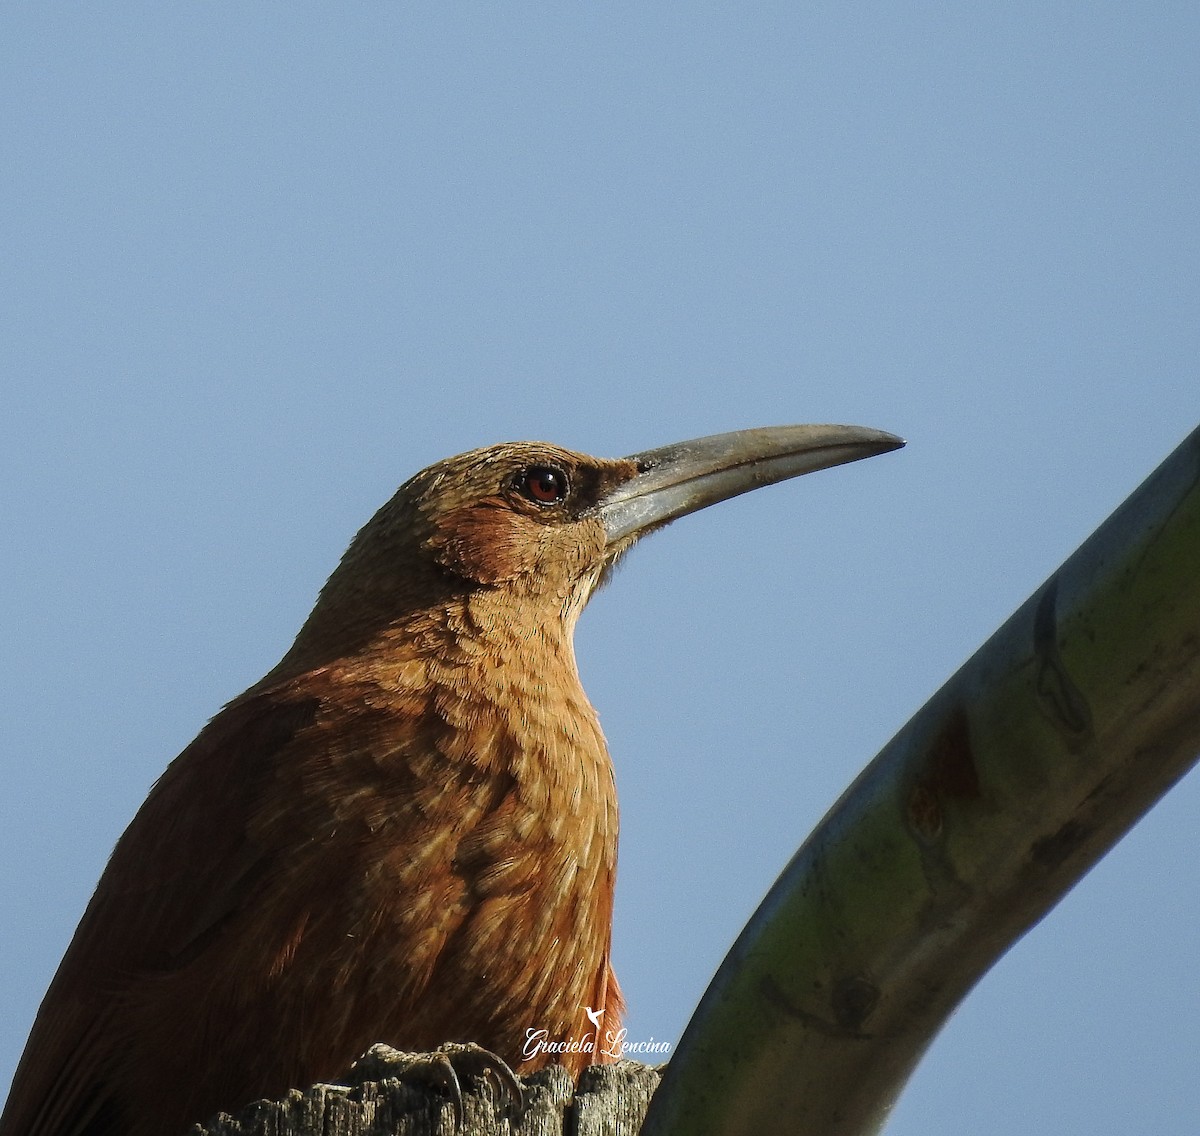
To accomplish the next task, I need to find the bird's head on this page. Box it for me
[280,425,903,671]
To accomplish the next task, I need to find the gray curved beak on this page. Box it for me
[599,424,905,545]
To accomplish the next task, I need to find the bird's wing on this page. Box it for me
[0,694,320,1136]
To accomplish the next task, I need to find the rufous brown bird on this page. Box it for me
[2,424,902,1136]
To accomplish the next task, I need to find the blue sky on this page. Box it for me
[2,5,1197,1134]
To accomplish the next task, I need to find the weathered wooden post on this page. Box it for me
[191,1059,662,1136]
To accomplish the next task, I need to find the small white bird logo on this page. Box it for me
[584,1006,604,1029]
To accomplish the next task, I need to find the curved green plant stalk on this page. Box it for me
[642,426,1200,1136]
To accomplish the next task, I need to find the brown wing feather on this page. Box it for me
[0,694,320,1136]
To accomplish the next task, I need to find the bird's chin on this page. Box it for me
[592,530,650,595]
[560,537,642,631]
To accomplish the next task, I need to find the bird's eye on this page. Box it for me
[516,465,570,505]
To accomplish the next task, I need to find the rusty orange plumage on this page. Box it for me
[1,425,902,1136]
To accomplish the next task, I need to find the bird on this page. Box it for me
[1,423,903,1136]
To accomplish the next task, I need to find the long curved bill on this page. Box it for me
[598,424,904,545]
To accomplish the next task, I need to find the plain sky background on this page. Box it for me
[2,5,1198,1134]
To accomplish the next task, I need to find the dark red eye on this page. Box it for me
[517,465,569,505]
